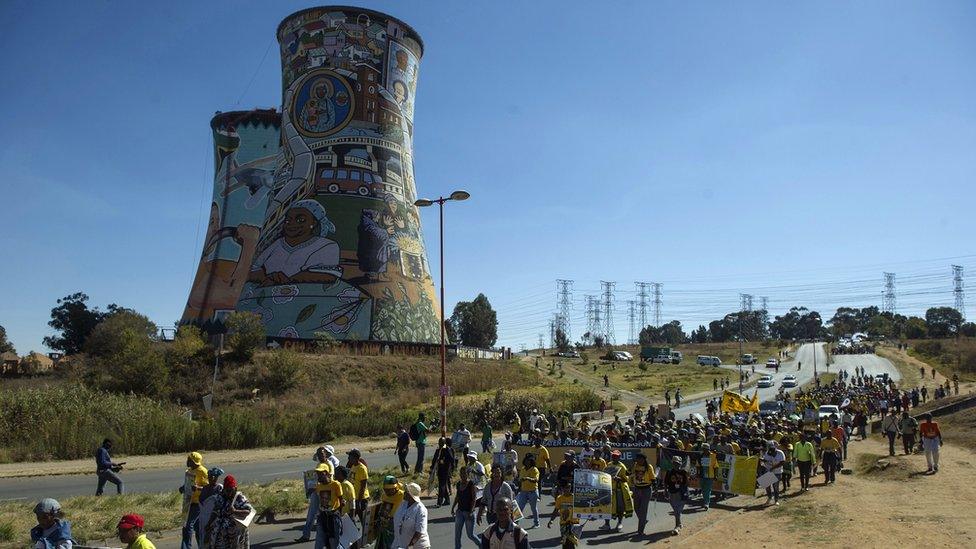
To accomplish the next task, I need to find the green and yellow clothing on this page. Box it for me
[793,441,816,462]
[350,462,370,500]
[127,534,156,549]
[820,438,841,454]
[316,480,342,512]
[340,479,355,514]
[554,494,577,525]
[605,461,633,519]
[631,462,655,487]
[520,466,540,492]
[588,457,607,471]
[534,445,550,469]
[187,465,208,504]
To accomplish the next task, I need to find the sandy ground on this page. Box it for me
[0,437,396,479]
[674,436,976,548]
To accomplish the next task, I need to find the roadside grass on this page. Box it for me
[0,354,599,463]
[855,452,915,481]
[905,337,976,382]
[875,345,923,388]
[767,497,839,542]
[937,406,976,452]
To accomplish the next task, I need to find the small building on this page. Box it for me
[1,351,19,375]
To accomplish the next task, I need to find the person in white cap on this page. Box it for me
[323,446,340,470]
[393,483,429,549]
[31,498,74,549]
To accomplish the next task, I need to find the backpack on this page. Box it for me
[409,422,420,441]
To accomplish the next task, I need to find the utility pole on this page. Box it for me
[556,279,574,341]
[652,283,663,327]
[601,281,616,345]
[627,300,636,345]
[882,272,896,314]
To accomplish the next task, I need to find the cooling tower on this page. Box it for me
[182,110,281,331]
[235,6,440,343]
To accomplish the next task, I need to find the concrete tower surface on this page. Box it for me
[236,6,440,344]
[183,109,281,330]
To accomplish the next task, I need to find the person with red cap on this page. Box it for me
[205,475,254,549]
[117,514,155,549]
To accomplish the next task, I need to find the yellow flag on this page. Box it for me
[721,390,760,413]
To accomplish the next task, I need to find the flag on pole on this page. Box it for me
[721,390,759,413]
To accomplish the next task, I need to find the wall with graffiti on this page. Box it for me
[182,110,280,330]
[235,7,440,343]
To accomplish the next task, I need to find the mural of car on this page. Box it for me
[317,168,385,197]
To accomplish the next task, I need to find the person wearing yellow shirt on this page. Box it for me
[371,476,403,549]
[515,454,541,528]
[631,452,656,535]
[314,462,343,549]
[346,448,370,532]
[117,514,155,549]
[547,485,578,549]
[588,454,607,471]
[792,433,817,491]
[698,444,718,511]
[819,432,842,485]
[181,452,208,549]
[531,439,551,480]
[603,450,632,532]
[334,466,356,516]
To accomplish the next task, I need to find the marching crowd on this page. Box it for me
[27,366,953,549]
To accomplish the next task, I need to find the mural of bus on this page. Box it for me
[316,167,386,197]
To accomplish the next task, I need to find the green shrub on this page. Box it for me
[226,312,265,362]
[254,350,305,395]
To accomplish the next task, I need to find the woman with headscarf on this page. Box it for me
[248,199,341,286]
[205,475,254,549]
[199,467,224,549]
[393,483,430,549]
[30,498,73,549]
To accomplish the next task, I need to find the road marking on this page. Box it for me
[261,470,304,476]
[0,497,27,502]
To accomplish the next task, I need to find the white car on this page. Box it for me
[781,375,798,388]
[818,404,841,420]
[765,358,780,368]
[697,355,721,366]
[757,375,775,388]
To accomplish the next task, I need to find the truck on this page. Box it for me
[640,346,671,362]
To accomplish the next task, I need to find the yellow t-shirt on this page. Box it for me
[187,465,208,504]
[554,494,577,525]
[520,466,540,492]
[535,446,550,468]
[589,457,607,471]
[350,462,370,500]
[730,442,741,455]
[820,438,841,453]
[316,480,342,511]
[380,486,405,511]
[631,462,655,486]
[128,534,156,549]
[340,480,356,513]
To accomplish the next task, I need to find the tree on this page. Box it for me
[554,328,570,352]
[638,320,687,345]
[84,310,168,396]
[904,317,927,339]
[960,322,976,338]
[225,312,266,362]
[925,307,963,338]
[770,307,823,340]
[450,294,498,348]
[690,325,709,343]
[444,320,458,345]
[43,293,127,355]
[0,325,15,354]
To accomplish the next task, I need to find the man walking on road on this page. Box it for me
[882,410,899,457]
[665,390,671,407]
[95,438,124,496]
[396,426,411,474]
[919,413,943,473]
[899,411,918,455]
[411,413,428,475]
[793,433,816,491]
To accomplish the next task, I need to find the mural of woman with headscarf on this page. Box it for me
[248,199,342,286]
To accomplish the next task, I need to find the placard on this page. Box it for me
[573,469,612,520]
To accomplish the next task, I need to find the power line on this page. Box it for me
[635,282,650,331]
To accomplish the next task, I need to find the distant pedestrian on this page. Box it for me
[919,413,943,473]
[411,413,429,474]
[674,389,682,409]
[665,390,671,407]
[396,426,411,474]
[95,438,125,496]
[481,421,493,454]
[599,400,607,419]
[882,410,898,457]
[30,498,73,549]
[603,374,609,387]
[117,514,155,549]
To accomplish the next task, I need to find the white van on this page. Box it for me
[696,355,721,366]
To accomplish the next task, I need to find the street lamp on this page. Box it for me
[414,190,470,437]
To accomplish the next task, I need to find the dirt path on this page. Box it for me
[674,436,976,547]
[0,437,395,479]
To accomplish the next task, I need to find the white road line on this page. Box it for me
[261,469,305,476]
[0,497,27,502]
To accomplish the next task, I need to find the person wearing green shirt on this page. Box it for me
[481,422,493,454]
[792,433,817,491]
[413,413,429,474]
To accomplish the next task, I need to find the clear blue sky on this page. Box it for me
[1,1,974,353]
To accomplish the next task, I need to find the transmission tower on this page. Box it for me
[651,283,663,327]
[548,316,556,349]
[882,272,896,314]
[635,282,650,331]
[953,265,965,320]
[601,281,616,345]
[538,333,544,350]
[740,293,754,312]
[585,295,601,344]
[759,296,768,311]
[555,279,573,340]
[627,300,636,344]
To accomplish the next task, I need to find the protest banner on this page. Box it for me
[802,409,817,425]
[756,471,778,490]
[657,403,670,419]
[658,449,702,489]
[721,390,759,413]
[182,471,194,517]
[572,469,612,520]
[727,455,759,496]
[513,443,658,472]
[303,470,317,493]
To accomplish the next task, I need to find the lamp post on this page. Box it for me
[415,190,470,437]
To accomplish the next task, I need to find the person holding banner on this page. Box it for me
[663,457,689,535]
[313,463,343,549]
[601,450,632,532]
[761,441,785,505]
[205,475,254,549]
[631,452,656,534]
[370,476,404,549]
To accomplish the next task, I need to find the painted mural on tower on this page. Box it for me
[236,7,439,343]
[183,111,280,329]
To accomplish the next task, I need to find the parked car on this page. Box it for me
[697,355,721,366]
[757,375,775,388]
[781,374,798,388]
[759,400,783,416]
[818,404,841,420]
[557,350,580,358]
[651,354,671,364]
[741,353,757,365]
[765,358,780,368]
[609,351,633,361]
[670,351,683,364]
